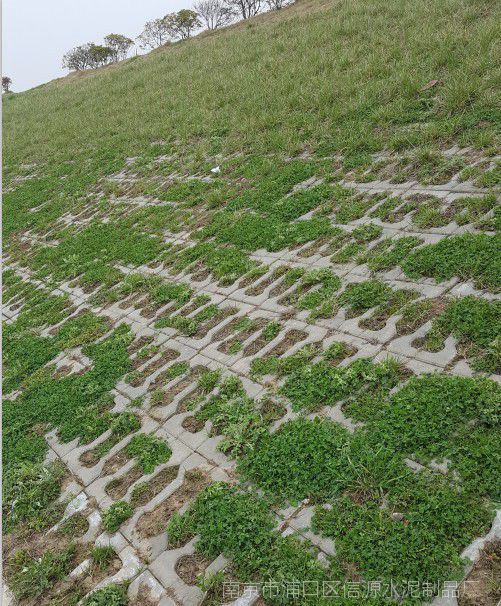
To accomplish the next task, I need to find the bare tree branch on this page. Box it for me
[194,0,235,30]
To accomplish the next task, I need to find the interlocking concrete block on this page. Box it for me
[129,570,177,606]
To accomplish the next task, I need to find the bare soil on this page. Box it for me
[102,448,130,476]
[458,539,501,606]
[218,318,266,354]
[267,329,307,356]
[182,416,206,433]
[128,335,154,356]
[131,465,180,508]
[245,266,287,296]
[193,307,237,339]
[175,552,210,585]
[106,466,143,500]
[137,469,211,539]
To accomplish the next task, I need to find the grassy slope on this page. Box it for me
[4,0,500,171]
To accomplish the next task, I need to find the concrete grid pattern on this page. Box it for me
[3,148,500,606]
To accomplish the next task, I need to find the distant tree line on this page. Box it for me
[62,0,293,71]
[62,34,134,71]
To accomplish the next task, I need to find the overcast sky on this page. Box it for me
[3,1,193,92]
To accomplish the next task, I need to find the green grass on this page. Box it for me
[92,412,141,459]
[170,465,492,604]
[32,222,161,281]
[361,236,422,272]
[2,329,59,394]
[4,0,500,240]
[155,303,223,335]
[2,0,500,601]
[423,296,501,372]
[312,472,491,595]
[82,584,129,606]
[126,433,172,473]
[3,325,133,477]
[91,546,116,570]
[170,242,257,284]
[9,2,501,158]
[102,501,134,533]
[280,357,403,411]
[339,279,393,314]
[167,482,330,605]
[9,545,76,600]
[96,272,192,307]
[2,460,66,532]
[402,233,501,291]
[360,374,501,498]
[196,387,270,457]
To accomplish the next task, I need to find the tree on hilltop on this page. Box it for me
[2,76,12,93]
[62,43,113,71]
[165,10,202,40]
[225,0,261,19]
[88,44,113,68]
[137,18,170,50]
[194,0,235,30]
[265,0,291,8]
[104,34,134,62]
[62,44,94,71]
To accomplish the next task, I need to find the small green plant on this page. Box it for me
[150,389,164,406]
[197,570,225,593]
[234,316,255,332]
[127,433,172,473]
[339,280,392,314]
[352,223,383,242]
[331,241,365,263]
[4,2,501,600]
[219,375,243,397]
[81,583,129,606]
[403,233,500,291]
[102,501,133,533]
[475,162,501,188]
[9,545,76,600]
[165,361,190,380]
[167,482,327,585]
[91,546,116,570]
[323,341,352,363]
[369,196,403,220]
[262,321,281,341]
[55,311,108,349]
[126,433,172,473]
[110,412,141,437]
[155,314,198,335]
[198,369,221,393]
[59,513,89,538]
[363,236,422,271]
[92,412,141,460]
[228,340,242,354]
[3,461,65,532]
[423,296,500,372]
[312,470,491,596]
[196,393,267,457]
[130,482,150,507]
[280,357,403,411]
[366,374,500,497]
[136,344,160,359]
[124,370,142,385]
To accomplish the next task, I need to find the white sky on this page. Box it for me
[3,1,193,92]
